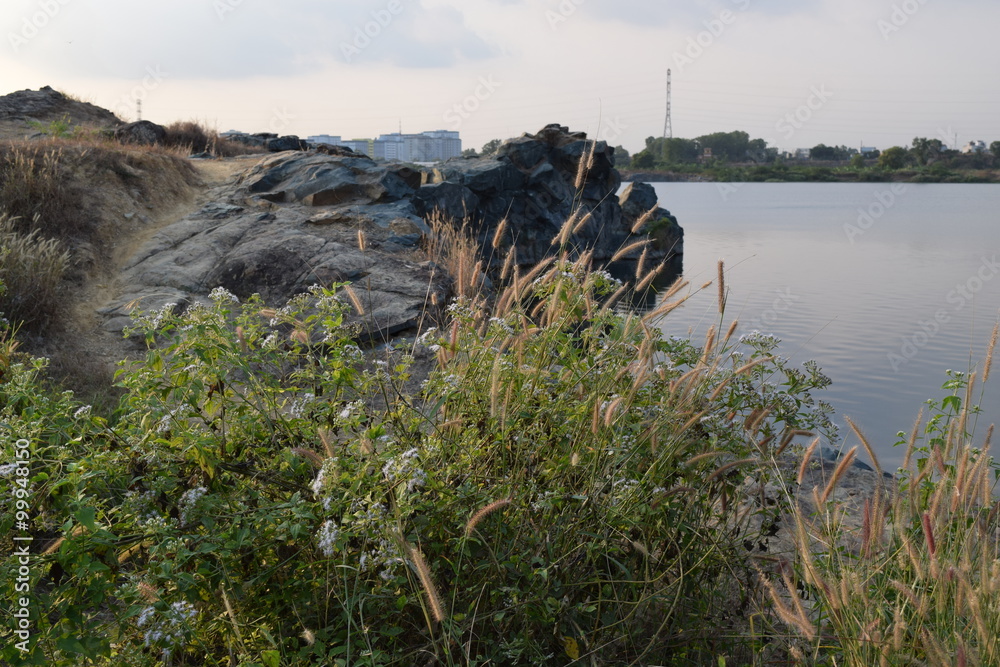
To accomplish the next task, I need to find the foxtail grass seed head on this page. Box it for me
[291,447,324,468]
[138,582,159,603]
[236,325,248,354]
[465,498,512,536]
[985,318,998,382]
[407,544,445,622]
[717,259,726,314]
[492,217,508,249]
[819,447,857,504]
[357,229,367,250]
[631,206,658,234]
[611,239,651,264]
[922,512,937,557]
[342,285,365,315]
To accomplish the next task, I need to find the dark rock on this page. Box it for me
[240,152,418,207]
[265,135,308,152]
[413,124,682,267]
[313,143,367,159]
[115,120,167,146]
[619,182,659,220]
[0,86,122,128]
[412,182,480,222]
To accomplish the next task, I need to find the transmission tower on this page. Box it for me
[136,99,143,121]
[663,69,673,140]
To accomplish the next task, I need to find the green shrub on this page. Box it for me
[0,255,838,664]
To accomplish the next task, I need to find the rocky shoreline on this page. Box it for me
[95,124,683,343]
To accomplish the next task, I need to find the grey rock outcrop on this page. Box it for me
[115,120,167,146]
[413,124,682,266]
[0,85,122,127]
[264,135,308,152]
[100,152,445,343]
[99,124,683,344]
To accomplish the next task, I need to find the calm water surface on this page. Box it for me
[645,183,1000,470]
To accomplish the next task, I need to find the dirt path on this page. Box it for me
[46,155,262,403]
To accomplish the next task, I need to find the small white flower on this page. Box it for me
[208,287,239,304]
[74,405,92,419]
[317,520,339,557]
[178,487,208,527]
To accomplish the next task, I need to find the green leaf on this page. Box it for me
[261,650,281,667]
[75,506,97,531]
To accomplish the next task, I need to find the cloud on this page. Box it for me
[2,0,500,79]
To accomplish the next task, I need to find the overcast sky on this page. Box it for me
[3,0,998,154]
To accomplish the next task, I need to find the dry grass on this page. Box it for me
[0,212,70,329]
[776,376,999,665]
[161,120,265,157]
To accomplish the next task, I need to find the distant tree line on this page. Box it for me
[461,134,1000,174]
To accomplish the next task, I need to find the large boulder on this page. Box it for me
[619,182,683,255]
[413,124,681,267]
[239,152,420,206]
[115,120,167,146]
[265,135,308,152]
[101,152,443,342]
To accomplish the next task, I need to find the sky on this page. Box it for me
[2,0,999,155]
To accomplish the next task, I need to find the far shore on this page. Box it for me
[621,167,1000,184]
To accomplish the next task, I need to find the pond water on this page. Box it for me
[641,182,1000,470]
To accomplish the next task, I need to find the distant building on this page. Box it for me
[342,139,374,157]
[307,134,342,146]
[794,148,812,160]
[373,131,462,162]
[860,146,878,156]
[961,140,987,155]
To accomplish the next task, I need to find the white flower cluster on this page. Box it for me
[178,487,208,527]
[488,317,516,336]
[345,500,405,580]
[338,401,363,421]
[208,287,239,304]
[287,393,316,419]
[73,405,92,419]
[311,458,338,508]
[341,343,364,362]
[149,302,178,330]
[0,463,19,477]
[317,520,339,557]
[381,448,425,493]
[138,600,197,658]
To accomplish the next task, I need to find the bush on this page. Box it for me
[0,246,842,665]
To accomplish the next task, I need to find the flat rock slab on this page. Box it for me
[100,154,447,343]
